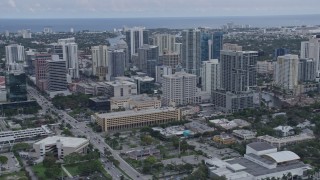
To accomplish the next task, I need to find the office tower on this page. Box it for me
[212,32,224,59]
[223,43,243,51]
[298,59,316,82]
[161,71,200,106]
[91,45,108,81]
[200,59,220,94]
[182,29,201,77]
[56,38,79,79]
[25,50,36,75]
[212,50,258,113]
[35,54,52,91]
[159,52,180,73]
[155,65,172,83]
[134,76,155,94]
[136,45,159,78]
[301,35,320,77]
[274,48,289,61]
[152,34,176,55]
[6,71,27,102]
[109,49,126,80]
[220,51,258,92]
[125,27,149,61]
[110,39,129,69]
[46,55,68,93]
[5,44,25,65]
[200,32,223,61]
[274,54,299,90]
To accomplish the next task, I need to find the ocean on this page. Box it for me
[1,14,320,32]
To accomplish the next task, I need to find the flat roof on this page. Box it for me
[95,107,177,119]
[247,142,276,151]
[264,151,300,163]
[34,136,88,148]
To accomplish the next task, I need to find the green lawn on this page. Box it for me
[32,163,46,179]
[0,170,28,180]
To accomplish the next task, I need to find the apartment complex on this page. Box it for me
[161,71,200,106]
[91,45,109,81]
[200,59,220,95]
[152,34,176,55]
[274,54,299,90]
[93,107,181,132]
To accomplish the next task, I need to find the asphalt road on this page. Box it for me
[27,85,147,180]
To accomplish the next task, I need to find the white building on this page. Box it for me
[155,65,173,83]
[301,35,320,77]
[91,45,109,81]
[152,34,176,55]
[110,94,161,111]
[274,54,299,90]
[105,80,137,98]
[5,44,25,65]
[200,59,220,94]
[58,38,79,79]
[273,126,295,137]
[161,71,200,106]
[232,129,257,140]
[206,142,311,180]
[33,136,89,159]
[257,133,315,149]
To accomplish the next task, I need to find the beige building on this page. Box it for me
[33,136,89,159]
[94,107,181,132]
[222,43,242,51]
[110,94,161,111]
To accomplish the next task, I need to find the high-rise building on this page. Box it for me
[35,54,52,91]
[212,32,224,59]
[301,35,320,77]
[25,49,36,75]
[56,38,79,79]
[109,39,129,69]
[274,54,299,90]
[91,45,108,81]
[5,44,25,65]
[125,27,149,61]
[161,71,200,106]
[274,48,289,61]
[200,32,223,61]
[152,34,176,55]
[21,29,32,39]
[220,50,258,92]
[174,43,182,55]
[298,59,316,82]
[182,29,201,77]
[200,59,220,95]
[212,50,258,112]
[6,71,27,102]
[155,65,172,83]
[136,45,159,78]
[46,55,68,96]
[159,52,180,73]
[109,49,126,80]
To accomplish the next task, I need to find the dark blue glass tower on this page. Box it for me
[200,32,223,61]
[274,48,289,61]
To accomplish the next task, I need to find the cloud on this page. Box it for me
[8,0,16,8]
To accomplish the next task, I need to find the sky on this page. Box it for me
[1,0,320,19]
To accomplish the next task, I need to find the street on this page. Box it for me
[27,85,146,180]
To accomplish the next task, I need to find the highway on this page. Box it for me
[27,85,147,180]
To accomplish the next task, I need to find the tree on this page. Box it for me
[43,155,56,168]
[12,143,31,152]
[141,135,153,145]
[78,160,99,175]
[180,140,189,153]
[63,152,82,164]
[0,156,8,165]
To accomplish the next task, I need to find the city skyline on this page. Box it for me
[1,0,320,19]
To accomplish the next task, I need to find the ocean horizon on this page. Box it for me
[1,14,320,32]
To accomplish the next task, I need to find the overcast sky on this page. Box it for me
[1,0,320,18]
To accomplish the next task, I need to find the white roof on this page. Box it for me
[264,151,300,163]
[34,136,88,148]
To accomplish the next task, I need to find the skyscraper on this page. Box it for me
[161,71,200,106]
[56,38,79,79]
[109,49,126,80]
[6,71,27,102]
[200,59,220,95]
[182,29,201,77]
[35,54,52,91]
[152,34,176,55]
[212,32,224,59]
[200,32,224,61]
[159,52,180,73]
[91,45,108,81]
[274,48,289,61]
[5,44,25,65]
[46,55,68,94]
[125,27,149,61]
[274,54,299,90]
[298,59,316,82]
[301,35,320,77]
[136,45,159,78]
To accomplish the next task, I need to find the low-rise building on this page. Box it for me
[209,118,250,130]
[257,133,315,149]
[126,148,160,160]
[233,130,257,140]
[33,136,89,159]
[273,126,295,137]
[184,121,214,134]
[110,94,161,111]
[206,142,311,180]
[213,133,236,145]
[93,107,181,132]
[152,126,194,139]
[88,96,110,111]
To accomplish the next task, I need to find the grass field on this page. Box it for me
[0,171,28,180]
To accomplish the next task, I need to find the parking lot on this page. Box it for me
[0,152,21,173]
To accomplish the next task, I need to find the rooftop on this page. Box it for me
[257,133,315,144]
[105,80,136,87]
[264,151,300,163]
[247,142,276,151]
[34,136,88,148]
